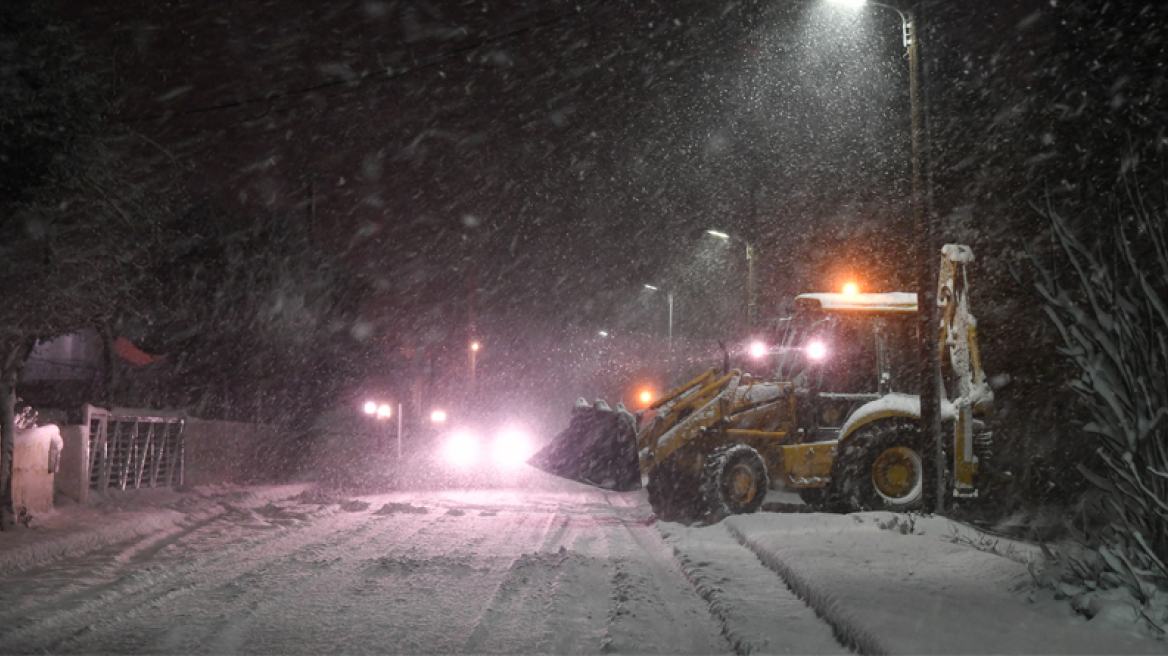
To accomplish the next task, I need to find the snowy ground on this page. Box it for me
[0,475,1163,654]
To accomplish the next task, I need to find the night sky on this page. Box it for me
[59,0,923,342]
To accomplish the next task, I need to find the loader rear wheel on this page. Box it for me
[702,444,769,517]
[828,419,934,512]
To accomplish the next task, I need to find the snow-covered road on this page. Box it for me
[0,484,839,654]
[0,480,1161,654]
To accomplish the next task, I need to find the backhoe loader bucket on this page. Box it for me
[527,399,640,491]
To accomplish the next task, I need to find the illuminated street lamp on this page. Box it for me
[706,230,756,335]
[643,284,674,352]
[827,0,943,512]
[469,340,481,388]
[364,399,402,458]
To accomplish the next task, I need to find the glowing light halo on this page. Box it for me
[377,404,391,419]
[749,341,768,359]
[842,282,859,295]
[363,401,377,415]
[444,431,479,467]
[492,429,533,468]
[807,340,829,360]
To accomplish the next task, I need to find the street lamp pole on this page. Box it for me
[831,0,943,512]
[667,291,674,353]
[904,7,945,515]
[644,284,674,352]
[469,341,481,390]
[706,230,756,335]
[746,242,755,335]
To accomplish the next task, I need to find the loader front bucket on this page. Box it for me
[527,400,641,491]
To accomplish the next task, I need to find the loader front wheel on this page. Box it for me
[828,420,933,512]
[702,444,769,518]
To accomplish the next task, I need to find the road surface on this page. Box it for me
[0,483,843,654]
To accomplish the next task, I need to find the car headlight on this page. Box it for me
[443,430,479,467]
[492,429,532,468]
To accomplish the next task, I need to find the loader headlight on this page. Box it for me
[748,341,768,359]
[806,340,828,361]
[443,430,479,467]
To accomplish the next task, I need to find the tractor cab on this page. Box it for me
[771,292,920,442]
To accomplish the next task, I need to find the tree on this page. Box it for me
[135,205,374,433]
[1021,184,1168,633]
[0,2,182,530]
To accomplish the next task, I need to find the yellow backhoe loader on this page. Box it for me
[528,244,995,522]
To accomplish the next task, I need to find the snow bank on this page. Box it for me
[0,484,312,576]
[724,512,1164,654]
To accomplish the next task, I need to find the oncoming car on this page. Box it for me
[432,423,538,484]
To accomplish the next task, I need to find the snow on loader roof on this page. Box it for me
[794,291,917,313]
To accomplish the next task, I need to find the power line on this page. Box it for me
[118,8,589,124]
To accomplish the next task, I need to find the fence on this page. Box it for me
[84,404,185,492]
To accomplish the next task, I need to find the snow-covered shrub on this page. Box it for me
[13,402,37,430]
[1021,190,1168,633]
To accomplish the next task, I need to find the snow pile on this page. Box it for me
[0,484,311,576]
[718,510,1164,654]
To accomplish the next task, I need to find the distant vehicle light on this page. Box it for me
[638,389,654,405]
[444,431,478,467]
[842,282,859,295]
[492,429,532,468]
[377,404,391,419]
[471,341,481,352]
[807,340,828,361]
[363,401,377,415]
[749,341,768,358]
[431,409,448,423]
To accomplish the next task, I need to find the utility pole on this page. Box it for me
[904,7,944,513]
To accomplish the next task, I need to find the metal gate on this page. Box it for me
[85,405,185,492]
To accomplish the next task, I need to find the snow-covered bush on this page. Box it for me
[1022,189,1168,633]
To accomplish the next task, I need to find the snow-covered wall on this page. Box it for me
[183,419,290,486]
[14,426,63,513]
[56,425,90,504]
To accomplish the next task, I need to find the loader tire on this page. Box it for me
[646,456,705,523]
[828,419,934,513]
[701,444,768,518]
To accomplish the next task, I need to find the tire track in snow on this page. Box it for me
[725,521,887,656]
[0,501,338,646]
[597,493,732,655]
[179,506,447,655]
[231,502,570,654]
[0,500,382,653]
[662,522,850,655]
[460,509,621,653]
[459,509,567,652]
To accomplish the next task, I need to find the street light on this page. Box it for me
[364,399,402,458]
[469,340,481,389]
[706,229,756,335]
[827,0,943,512]
[643,284,674,352]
